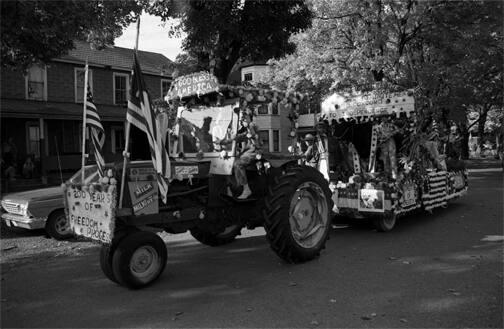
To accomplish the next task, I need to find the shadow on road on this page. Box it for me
[2,221,502,328]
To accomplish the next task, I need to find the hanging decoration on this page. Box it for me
[368,124,380,173]
[348,142,361,174]
[422,170,448,212]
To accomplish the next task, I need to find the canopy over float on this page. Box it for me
[320,90,415,122]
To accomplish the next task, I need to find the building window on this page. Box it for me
[75,68,93,103]
[161,79,171,98]
[258,130,270,152]
[272,130,280,152]
[26,65,47,101]
[114,73,129,105]
[244,73,253,81]
[272,103,279,115]
[111,126,125,154]
[255,103,279,116]
[257,104,269,115]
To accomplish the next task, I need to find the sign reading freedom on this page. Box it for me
[64,184,116,244]
[165,72,220,101]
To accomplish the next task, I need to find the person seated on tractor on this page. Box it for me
[232,112,260,199]
[302,133,319,167]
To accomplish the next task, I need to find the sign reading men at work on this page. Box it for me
[64,184,117,243]
[165,71,220,100]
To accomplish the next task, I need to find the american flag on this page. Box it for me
[127,53,171,203]
[85,64,105,177]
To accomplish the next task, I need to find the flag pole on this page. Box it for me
[119,16,140,208]
[81,58,89,182]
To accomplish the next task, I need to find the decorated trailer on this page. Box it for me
[63,72,332,289]
[315,90,468,231]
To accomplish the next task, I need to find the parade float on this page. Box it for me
[317,90,468,231]
[63,71,332,289]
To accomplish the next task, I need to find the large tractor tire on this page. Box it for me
[111,231,167,289]
[190,224,242,246]
[99,244,118,283]
[46,209,72,240]
[263,166,333,263]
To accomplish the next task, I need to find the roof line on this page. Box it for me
[51,58,173,78]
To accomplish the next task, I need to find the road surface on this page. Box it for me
[1,171,502,328]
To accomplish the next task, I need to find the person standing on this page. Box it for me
[302,133,319,167]
[233,112,260,199]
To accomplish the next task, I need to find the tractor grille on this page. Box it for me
[1,201,23,215]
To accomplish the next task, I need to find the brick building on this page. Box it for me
[1,41,173,182]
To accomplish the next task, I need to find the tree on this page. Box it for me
[266,0,503,157]
[147,0,312,83]
[171,52,202,78]
[1,0,142,69]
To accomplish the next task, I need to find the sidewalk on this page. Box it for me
[465,158,503,172]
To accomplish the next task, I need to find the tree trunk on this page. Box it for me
[213,42,242,84]
[477,107,488,148]
[458,121,469,159]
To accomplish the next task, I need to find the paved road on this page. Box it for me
[1,172,502,328]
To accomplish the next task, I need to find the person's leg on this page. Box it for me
[234,151,255,199]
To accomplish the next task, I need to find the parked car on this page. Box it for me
[1,166,99,240]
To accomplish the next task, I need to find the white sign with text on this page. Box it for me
[65,184,116,243]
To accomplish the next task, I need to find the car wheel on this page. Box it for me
[46,209,72,240]
[373,212,397,232]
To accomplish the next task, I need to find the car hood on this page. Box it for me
[2,186,63,204]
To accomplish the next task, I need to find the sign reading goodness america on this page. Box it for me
[166,72,220,101]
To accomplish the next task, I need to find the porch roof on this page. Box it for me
[1,99,126,121]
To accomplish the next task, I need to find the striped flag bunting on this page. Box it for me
[127,53,171,203]
[422,171,448,211]
[85,65,105,177]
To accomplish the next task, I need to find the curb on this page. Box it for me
[467,168,503,173]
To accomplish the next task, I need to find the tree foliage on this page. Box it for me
[267,0,503,124]
[147,0,312,83]
[1,0,142,69]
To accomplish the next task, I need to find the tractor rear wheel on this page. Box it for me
[263,166,332,263]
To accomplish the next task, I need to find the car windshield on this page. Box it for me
[68,165,101,184]
[178,104,236,154]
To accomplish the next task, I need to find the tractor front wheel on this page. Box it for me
[111,231,167,289]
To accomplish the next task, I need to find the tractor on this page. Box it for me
[64,72,332,289]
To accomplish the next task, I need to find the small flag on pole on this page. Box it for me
[85,64,105,177]
[127,53,171,203]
